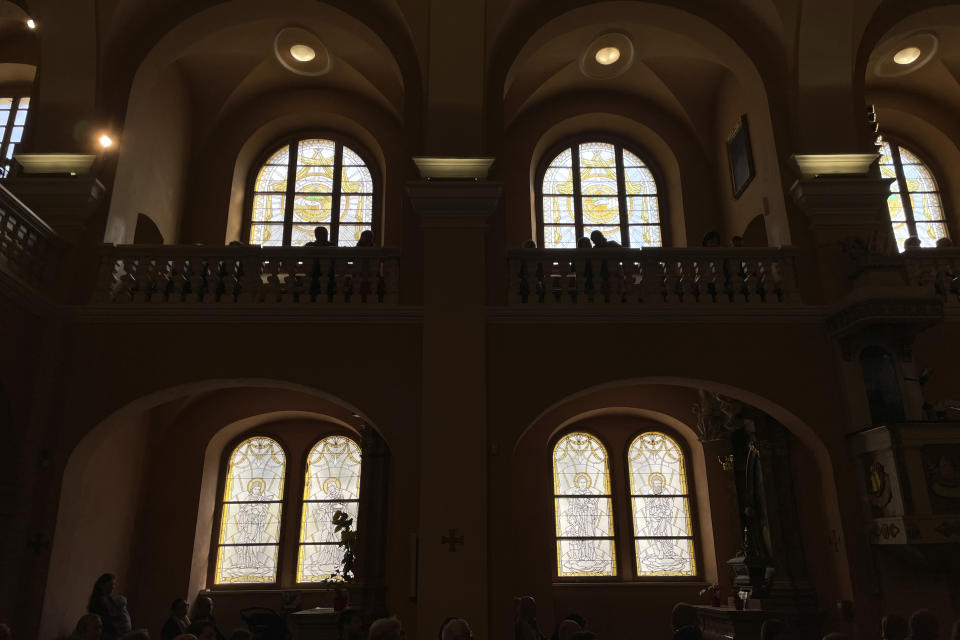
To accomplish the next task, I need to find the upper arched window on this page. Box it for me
[538,140,662,249]
[0,95,30,178]
[214,436,287,584]
[880,140,949,251]
[248,137,375,247]
[627,432,696,577]
[296,435,362,583]
[553,432,616,577]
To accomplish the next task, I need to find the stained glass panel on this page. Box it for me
[628,432,696,577]
[291,224,320,247]
[543,166,574,195]
[264,145,290,166]
[215,437,286,584]
[539,141,661,248]
[297,435,361,583]
[251,195,285,223]
[557,539,616,577]
[544,225,576,249]
[298,139,336,166]
[624,167,656,195]
[629,225,662,248]
[581,196,620,226]
[342,164,373,194]
[293,195,333,223]
[626,197,659,225]
[250,223,284,246]
[553,433,616,578]
[910,193,944,223]
[542,196,576,225]
[881,141,951,252]
[255,164,288,193]
[915,223,948,248]
[338,224,372,247]
[340,194,373,224]
[295,165,335,193]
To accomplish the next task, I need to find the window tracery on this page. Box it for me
[214,436,287,584]
[248,137,375,247]
[297,435,362,583]
[879,140,949,251]
[553,432,616,577]
[627,432,696,577]
[538,140,662,249]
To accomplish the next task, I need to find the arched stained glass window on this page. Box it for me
[249,137,375,247]
[539,141,662,249]
[628,432,696,577]
[553,432,616,577]
[0,96,30,178]
[880,140,949,251]
[214,436,287,584]
[297,435,362,582]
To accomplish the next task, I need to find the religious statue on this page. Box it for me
[692,389,748,442]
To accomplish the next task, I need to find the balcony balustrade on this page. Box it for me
[92,245,400,305]
[507,248,801,306]
[904,248,960,307]
[0,185,64,290]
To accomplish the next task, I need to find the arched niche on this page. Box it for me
[40,381,387,640]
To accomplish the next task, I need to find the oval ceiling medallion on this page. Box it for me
[274,26,332,76]
[580,32,635,80]
[873,32,938,78]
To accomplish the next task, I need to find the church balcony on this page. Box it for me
[0,184,66,295]
[506,247,801,307]
[904,247,960,307]
[91,244,401,305]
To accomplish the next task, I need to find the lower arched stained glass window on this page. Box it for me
[297,435,362,582]
[214,436,287,584]
[628,432,696,577]
[880,140,949,251]
[553,432,616,577]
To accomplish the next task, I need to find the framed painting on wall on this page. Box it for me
[727,115,755,199]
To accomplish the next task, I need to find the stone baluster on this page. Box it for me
[358,257,375,303]
[679,257,698,304]
[381,256,399,304]
[307,257,323,303]
[638,256,662,305]
[342,258,355,303]
[288,258,308,303]
[597,257,612,304]
[662,259,682,303]
[206,256,226,303]
[513,257,530,304]
[623,260,641,304]
[261,258,281,303]
[544,259,560,304]
[325,258,339,303]
[534,260,546,303]
[131,255,157,303]
[185,257,206,303]
[741,257,761,304]
[115,256,138,302]
[91,249,119,303]
[218,256,239,303]
[167,256,188,303]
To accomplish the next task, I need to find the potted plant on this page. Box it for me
[319,510,358,611]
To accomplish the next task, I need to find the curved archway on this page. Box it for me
[509,376,853,604]
[40,379,386,640]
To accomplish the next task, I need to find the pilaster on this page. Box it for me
[407,179,501,639]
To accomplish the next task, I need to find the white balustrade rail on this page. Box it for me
[904,248,960,306]
[0,184,64,288]
[93,245,400,305]
[508,248,801,306]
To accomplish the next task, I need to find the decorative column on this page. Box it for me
[357,425,391,619]
[407,168,500,640]
[789,154,894,303]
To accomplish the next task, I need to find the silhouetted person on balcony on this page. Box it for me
[702,231,722,247]
[356,230,375,247]
[576,237,592,249]
[305,227,331,246]
[522,239,537,249]
[590,230,619,248]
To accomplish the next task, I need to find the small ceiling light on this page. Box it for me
[25,18,36,29]
[893,46,922,65]
[98,134,114,149]
[289,44,316,63]
[595,46,621,66]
